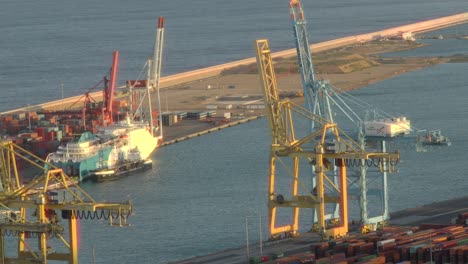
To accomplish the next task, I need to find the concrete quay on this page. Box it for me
[170,196,468,264]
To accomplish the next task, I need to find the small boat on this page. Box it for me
[90,159,153,182]
[418,129,451,146]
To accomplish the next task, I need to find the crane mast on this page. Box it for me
[255,39,399,239]
[151,16,165,138]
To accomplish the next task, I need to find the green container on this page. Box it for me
[270,252,283,259]
[409,243,427,254]
[358,254,377,261]
[249,257,261,264]
[456,237,468,246]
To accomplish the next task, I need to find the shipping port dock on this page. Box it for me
[171,196,468,264]
[0,9,467,264]
[169,7,468,263]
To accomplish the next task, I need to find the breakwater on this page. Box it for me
[1,13,466,116]
[158,12,467,87]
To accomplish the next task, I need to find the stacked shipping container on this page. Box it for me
[255,216,468,264]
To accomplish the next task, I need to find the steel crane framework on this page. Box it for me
[255,39,399,239]
[0,140,132,263]
[288,0,395,232]
[126,16,165,139]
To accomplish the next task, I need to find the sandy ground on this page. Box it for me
[159,40,451,142]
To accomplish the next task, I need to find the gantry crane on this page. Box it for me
[289,0,339,226]
[255,39,399,239]
[127,16,165,139]
[0,140,132,263]
[288,0,394,232]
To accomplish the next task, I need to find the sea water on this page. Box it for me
[0,0,466,111]
[73,63,467,264]
[0,1,467,263]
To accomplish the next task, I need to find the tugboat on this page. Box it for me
[418,129,451,146]
[91,158,153,183]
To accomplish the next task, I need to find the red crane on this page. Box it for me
[38,51,120,132]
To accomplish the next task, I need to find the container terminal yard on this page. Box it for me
[170,196,468,264]
[0,7,467,264]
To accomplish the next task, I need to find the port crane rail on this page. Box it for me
[255,39,399,239]
[0,140,132,263]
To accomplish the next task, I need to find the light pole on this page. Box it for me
[61,82,64,110]
[245,217,250,262]
[259,210,263,258]
[430,231,433,264]
[27,104,32,131]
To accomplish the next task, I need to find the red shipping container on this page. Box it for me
[126,80,147,88]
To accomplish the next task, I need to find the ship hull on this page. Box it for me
[90,159,152,183]
[47,122,160,182]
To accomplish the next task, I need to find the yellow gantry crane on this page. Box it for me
[0,140,132,264]
[255,39,400,239]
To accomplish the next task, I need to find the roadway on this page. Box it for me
[170,195,468,264]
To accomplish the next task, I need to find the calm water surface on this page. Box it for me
[0,1,467,263]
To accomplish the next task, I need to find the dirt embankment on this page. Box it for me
[160,39,465,141]
[164,39,455,110]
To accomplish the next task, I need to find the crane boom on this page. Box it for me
[255,40,291,146]
[289,0,334,124]
[152,16,165,138]
[290,0,316,111]
[104,50,119,124]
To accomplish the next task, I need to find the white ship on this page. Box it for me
[46,117,162,182]
[47,17,166,182]
[364,116,411,137]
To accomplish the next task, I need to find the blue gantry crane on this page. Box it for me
[288,0,392,232]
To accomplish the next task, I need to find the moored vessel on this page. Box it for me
[418,129,451,146]
[46,116,162,182]
[46,18,166,182]
[91,159,153,183]
[364,116,411,137]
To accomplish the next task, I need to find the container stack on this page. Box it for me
[162,112,179,126]
[255,219,468,264]
[187,111,209,120]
